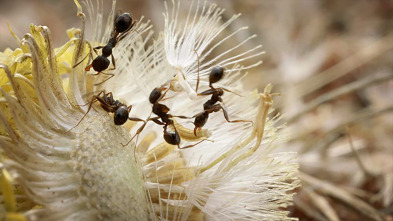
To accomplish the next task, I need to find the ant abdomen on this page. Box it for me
[194,111,209,128]
[149,87,163,104]
[115,13,133,33]
[164,131,181,145]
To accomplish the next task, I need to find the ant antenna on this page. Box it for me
[193,48,201,93]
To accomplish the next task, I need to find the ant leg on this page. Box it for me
[122,123,146,147]
[128,117,146,123]
[73,42,93,68]
[67,95,100,132]
[197,88,215,96]
[170,115,192,119]
[217,104,253,125]
[106,92,113,101]
[156,86,171,103]
[76,91,104,107]
[221,87,243,97]
[73,53,90,68]
[102,91,112,105]
[127,105,133,113]
[110,53,116,70]
[193,49,200,93]
[122,117,157,147]
[91,71,102,76]
[179,138,212,149]
[151,118,165,126]
[159,95,175,102]
[94,73,115,86]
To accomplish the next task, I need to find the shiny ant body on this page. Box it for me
[123,86,208,148]
[68,91,144,131]
[193,66,252,135]
[76,13,135,85]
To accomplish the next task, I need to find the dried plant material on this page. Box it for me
[306,190,339,221]
[297,35,393,97]
[289,73,393,123]
[300,172,384,221]
[294,194,329,221]
[382,172,393,207]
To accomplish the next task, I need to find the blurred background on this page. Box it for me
[1,0,392,220]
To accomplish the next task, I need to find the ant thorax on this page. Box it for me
[102,39,116,57]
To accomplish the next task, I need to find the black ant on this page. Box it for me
[193,66,253,135]
[123,85,208,149]
[75,12,135,85]
[68,91,144,131]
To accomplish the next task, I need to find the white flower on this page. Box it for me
[0,0,299,220]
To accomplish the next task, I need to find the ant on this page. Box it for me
[68,91,144,131]
[193,66,253,136]
[123,85,208,149]
[75,12,135,85]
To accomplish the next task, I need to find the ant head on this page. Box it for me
[149,87,165,104]
[209,66,225,84]
[92,56,110,72]
[114,106,129,125]
[163,130,180,145]
[115,13,133,33]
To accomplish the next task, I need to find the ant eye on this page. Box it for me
[115,13,132,33]
[209,66,224,84]
[114,106,129,125]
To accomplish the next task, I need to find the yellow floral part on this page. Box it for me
[1,168,27,221]
[0,25,87,96]
[1,168,16,212]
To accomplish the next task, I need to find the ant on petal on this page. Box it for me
[123,85,209,149]
[75,12,135,85]
[193,66,253,135]
[68,91,144,131]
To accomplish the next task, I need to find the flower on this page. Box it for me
[0,0,299,220]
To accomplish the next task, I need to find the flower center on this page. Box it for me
[72,111,149,220]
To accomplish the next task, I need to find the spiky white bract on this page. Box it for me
[162,0,264,99]
[0,2,150,220]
